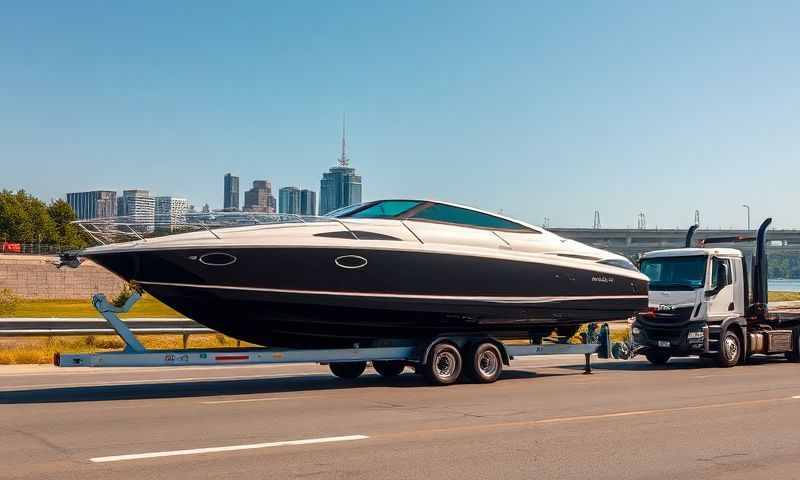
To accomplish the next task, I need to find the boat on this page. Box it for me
[64,199,649,348]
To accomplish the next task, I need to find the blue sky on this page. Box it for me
[1,1,798,228]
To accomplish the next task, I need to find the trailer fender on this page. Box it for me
[419,336,510,366]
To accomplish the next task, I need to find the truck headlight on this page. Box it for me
[632,327,641,335]
[687,330,704,340]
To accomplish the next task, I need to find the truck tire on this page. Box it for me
[785,329,800,362]
[465,342,503,383]
[423,342,463,386]
[645,350,670,366]
[373,360,406,377]
[715,330,741,368]
[330,361,367,379]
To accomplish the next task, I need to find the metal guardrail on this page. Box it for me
[1,243,63,255]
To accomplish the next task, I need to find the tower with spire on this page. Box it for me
[338,115,349,167]
[319,115,362,215]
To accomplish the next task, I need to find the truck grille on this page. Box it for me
[647,306,695,325]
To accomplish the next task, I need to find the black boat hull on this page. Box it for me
[87,246,648,348]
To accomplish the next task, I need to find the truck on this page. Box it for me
[632,218,800,367]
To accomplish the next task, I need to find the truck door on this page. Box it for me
[706,257,735,319]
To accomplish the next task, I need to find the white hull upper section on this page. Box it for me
[83,217,648,282]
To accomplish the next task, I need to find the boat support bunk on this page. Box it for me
[54,292,614,386]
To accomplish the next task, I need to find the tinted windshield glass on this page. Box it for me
[410,203,530,231]
[325,203,366,217]
[347,200,420,219]
[640,256,707,290]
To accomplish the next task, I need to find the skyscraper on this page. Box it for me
[319,118,362,214]
[279,186,301,214]
[65,191,117,220]
[121,190,155,232]
[155,196,189,230]
[300,189,316,216]
[223,173,240,211]
[243,180,276,213]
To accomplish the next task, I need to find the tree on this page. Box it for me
[48,199,86,248]
[0,190,86,249]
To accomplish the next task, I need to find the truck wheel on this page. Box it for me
[785,330,800,362]
[465,342,503,383]
[330,361,367,379]
[645,350,670,366]
[423,342,463,386]
[715,330,741,368]
[373,360,405,377]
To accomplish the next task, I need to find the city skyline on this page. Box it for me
[2,3,799,228]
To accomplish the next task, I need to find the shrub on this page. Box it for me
[0,288,19,316]
[111,284,135,307]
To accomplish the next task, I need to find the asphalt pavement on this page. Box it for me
[3,354,800,479]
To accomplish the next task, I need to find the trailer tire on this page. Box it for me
[465,342,503,383]
[330,361,367,379]
[373,360,406,377]
[715,330,741,368]
[423,342,463,386]
[645,350,670,366]
[785,329,800,362]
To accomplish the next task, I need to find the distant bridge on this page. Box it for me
[550,228,800,258]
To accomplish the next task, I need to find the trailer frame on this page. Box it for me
[54,292,612,383]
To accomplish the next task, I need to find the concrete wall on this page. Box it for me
[0,254,126,299]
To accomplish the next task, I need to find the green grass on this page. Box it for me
[0,334,251,365]
[769,291,800,302]
[10,294,182,318]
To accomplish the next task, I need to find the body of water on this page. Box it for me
[770,279,800,292]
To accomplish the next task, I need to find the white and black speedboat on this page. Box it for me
[66,199,649,347]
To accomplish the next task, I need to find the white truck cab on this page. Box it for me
[633,219,800,367]
[640,248,745,322]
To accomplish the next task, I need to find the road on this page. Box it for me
[3,355,800,479]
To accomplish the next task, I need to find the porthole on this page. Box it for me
[335,255,368,270]
[198,252,237,266]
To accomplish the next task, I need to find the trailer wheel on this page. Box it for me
[645,350,670,366]
[330,361,367,379]
[372,360,406,377]
[785,329,800,362]
[465,342,503,383]
[715,330,741,368]
[423,342,463,386]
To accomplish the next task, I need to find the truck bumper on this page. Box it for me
[632,321,708,356]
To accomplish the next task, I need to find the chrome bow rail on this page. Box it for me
[72,212,355,246]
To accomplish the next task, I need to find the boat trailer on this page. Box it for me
[54,292,614,383]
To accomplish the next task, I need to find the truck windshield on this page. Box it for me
[639,255,707,291]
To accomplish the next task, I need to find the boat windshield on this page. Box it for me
[408,203,529,231]
[640,255,707,291]
[324,203,368,218]
[346,200,421,219]
[331,199,533,232]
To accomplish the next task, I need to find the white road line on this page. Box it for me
[201,395,321,405]
[90,435,369,463]
[0,372,326,391]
